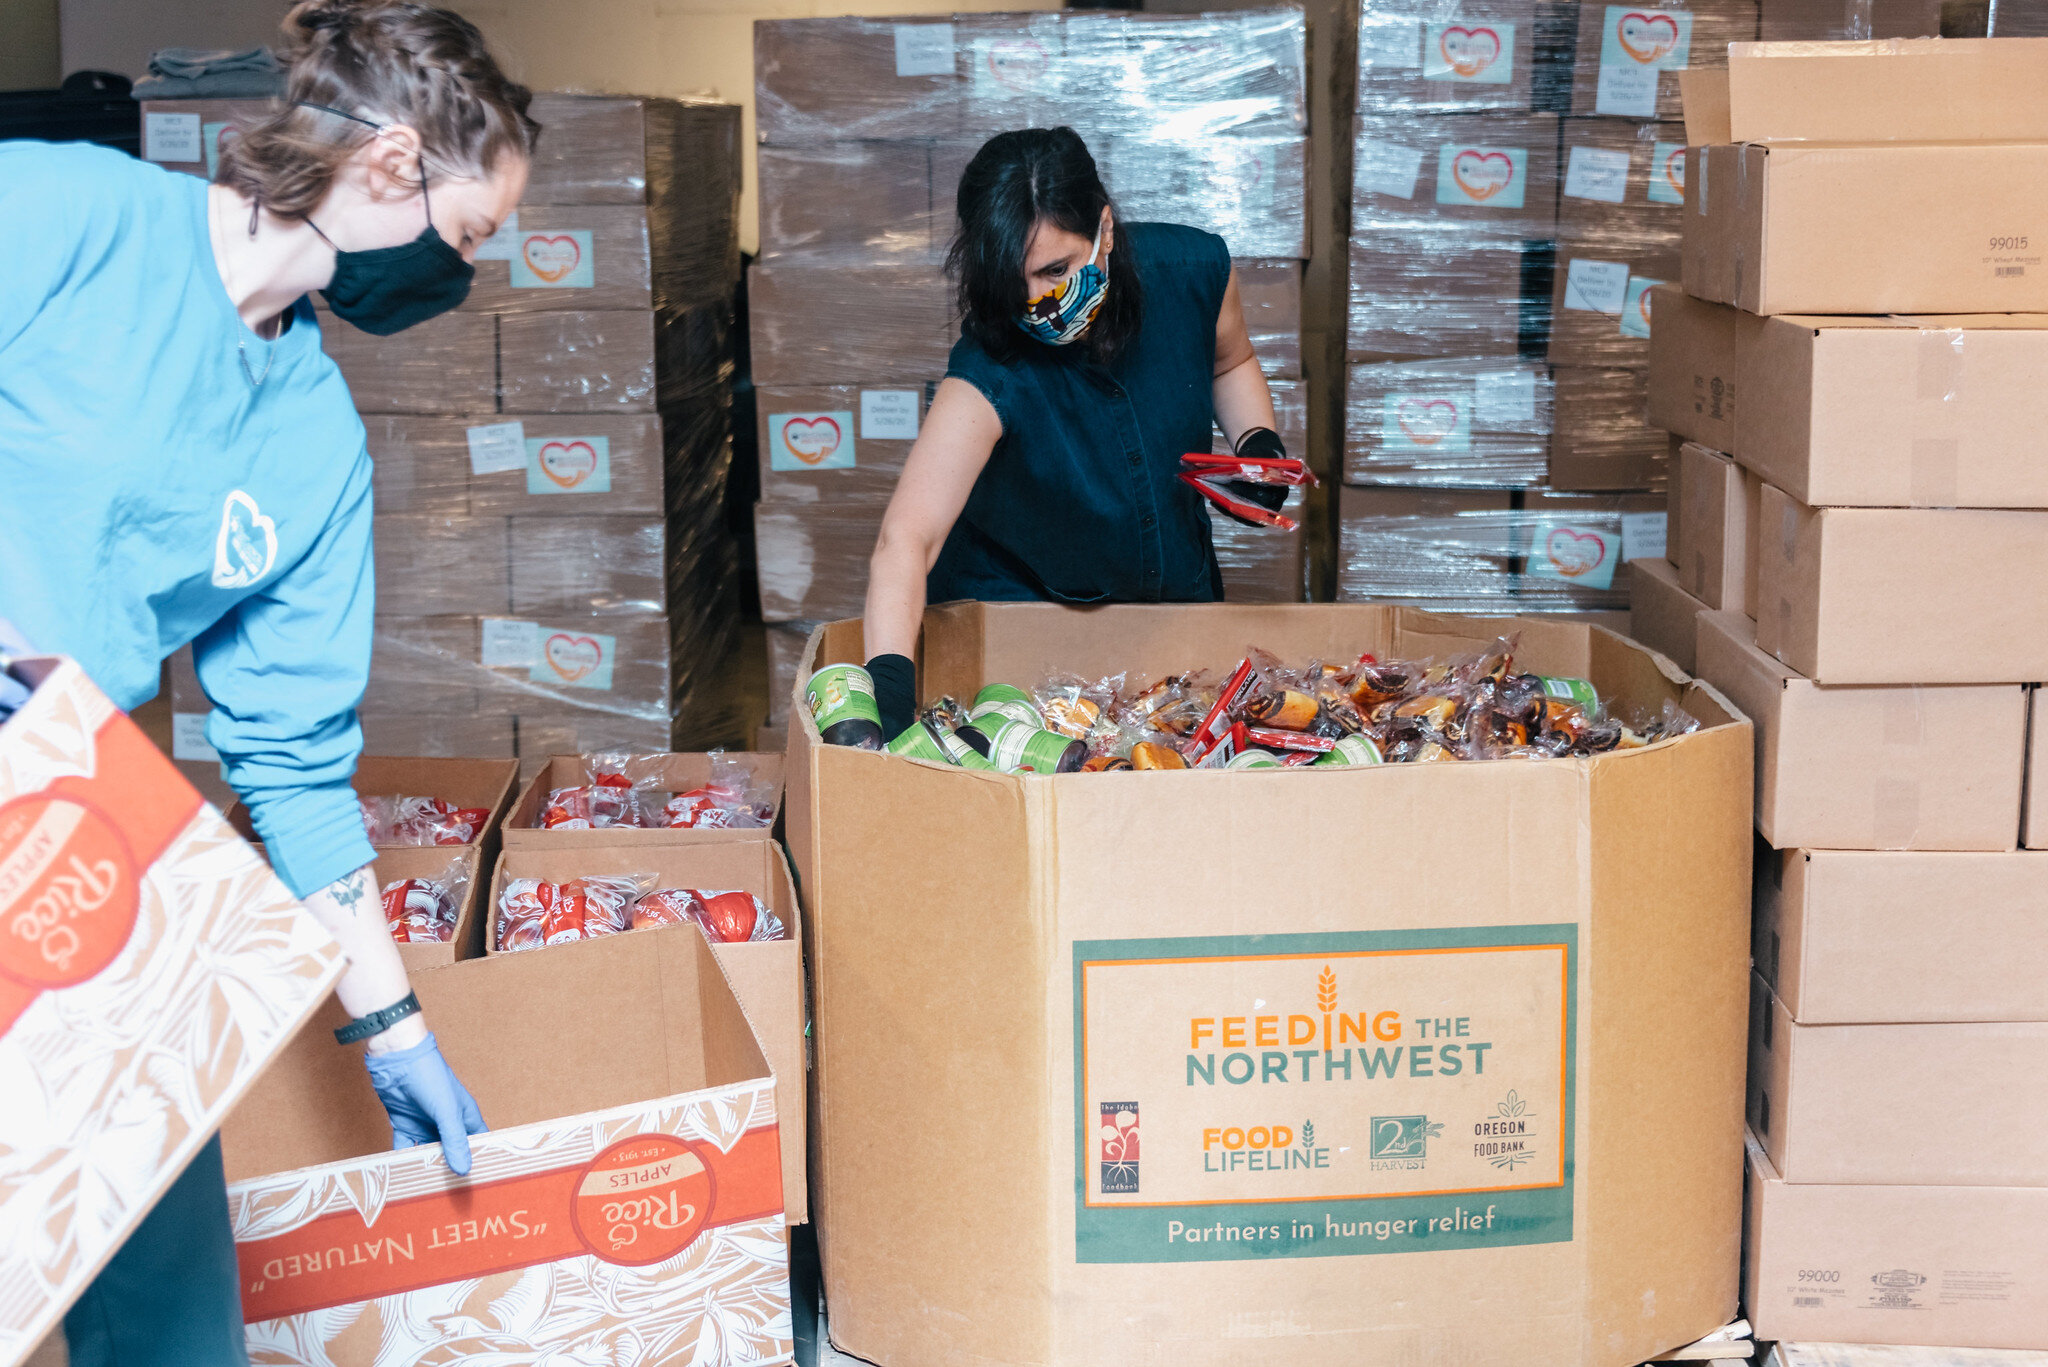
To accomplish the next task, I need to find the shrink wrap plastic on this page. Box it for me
[1338,487,1661,610]
[755,10,1306,146]
[1345,358,1551,486]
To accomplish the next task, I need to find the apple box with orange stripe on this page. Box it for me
[0,656,346,1364]
[785,603,1755,1367]
[220,920,790,1365]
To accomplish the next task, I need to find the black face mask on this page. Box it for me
[298,104,476,336]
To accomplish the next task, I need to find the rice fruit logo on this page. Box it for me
[1450,149,1516,201]
[778,415,843,466]
[1186,964,1494,1087]
[536,439,600,489]
[1543,527,1609,579]
[1100,1102,1140,1194]
[571,1134,713,1266]
[521,234,583,283]
[1438,25,1502,77]
[1615,10,1680,62]
[0,795,138,990]
[1397,397,1462,445]
[1662,145,1686,197]
[542,633,605,683]
[983,37,1050,92]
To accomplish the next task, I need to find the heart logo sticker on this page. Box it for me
[522,234,583,283]
[1439,25,1502,77]
[780,415,843,466]
[1662,146,1686,196]
[1545,527,1609,578]
[1616,11,1680,62]
[984,38,1050,92]
[1451,149,1516,200]
[1636,287,1654,332]
[212,489,277,590]
[1398,398,1462,444]
[543,634,604,682]
[537,440,599,489]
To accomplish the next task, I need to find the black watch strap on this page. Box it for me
[334,990,422,1045]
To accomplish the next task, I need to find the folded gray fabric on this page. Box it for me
[133,46,284,99]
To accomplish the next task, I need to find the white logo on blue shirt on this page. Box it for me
[212,490,277,590]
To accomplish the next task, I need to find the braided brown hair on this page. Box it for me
[215,0,539,220]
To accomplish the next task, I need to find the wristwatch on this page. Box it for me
[334,991,422,1045]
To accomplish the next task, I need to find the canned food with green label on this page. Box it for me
[1536,676,1600,716]
[1315,734,1386,767]
[807,664,885,750]
[984,717,1088,774]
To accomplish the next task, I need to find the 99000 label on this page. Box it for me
[1073,925,1577,1263]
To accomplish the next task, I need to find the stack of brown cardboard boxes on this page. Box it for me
[1340,0,1744,614]
[1633,39,2048,1350]
[749,9,1311,726]
[146,96,745,779]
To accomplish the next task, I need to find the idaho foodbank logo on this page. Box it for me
[1369,1114,1444,1171]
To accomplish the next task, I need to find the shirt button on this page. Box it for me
[1128,454,1141,467]
[1142,514,1156,528]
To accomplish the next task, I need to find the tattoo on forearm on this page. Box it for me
[329,872,368,914]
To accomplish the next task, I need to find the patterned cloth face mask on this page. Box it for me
[1017,217,1109,346]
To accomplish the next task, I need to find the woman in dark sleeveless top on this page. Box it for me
[860,126,1290,734]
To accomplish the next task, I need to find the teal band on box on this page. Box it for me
[334,991,421,1045]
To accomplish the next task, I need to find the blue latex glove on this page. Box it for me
[362,1032,487,1176]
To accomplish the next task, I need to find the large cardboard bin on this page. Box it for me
[0,658,344,1363]
[221,927,791,1365]
[785,604,1754,1367]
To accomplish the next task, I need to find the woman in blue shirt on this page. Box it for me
[860,126,1289,734]
[0,3,533,1363]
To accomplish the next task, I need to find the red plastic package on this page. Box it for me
[496,873,654,952]
[539,769,646,830]
[381,878,454,944]
[630,887,785,944]
[361,795,491,846]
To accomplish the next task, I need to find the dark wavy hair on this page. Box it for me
[946,127,1142,365]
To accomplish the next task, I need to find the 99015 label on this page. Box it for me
[1073,925,1577,1263]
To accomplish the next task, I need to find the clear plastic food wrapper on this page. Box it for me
[360,794,493,847]
[496,872,657,952]
[539,756,645,830]
[381,854,473,945]
[658,752,778,830]
[632,888,786,943]
[844,635,1698,769]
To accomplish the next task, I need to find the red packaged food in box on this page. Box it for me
[633,888,786,943]
[361,794,491,846]
[497,873,654,952]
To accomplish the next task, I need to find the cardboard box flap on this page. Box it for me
[223,925,769,1182]
[1680,67,1731,147]
[1726,37,2048,143]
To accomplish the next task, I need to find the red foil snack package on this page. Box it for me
[496,873,655,952]
[381,878,454,944]
[631,888,785,944]
[361,795,491,846]
[539,770,645,830]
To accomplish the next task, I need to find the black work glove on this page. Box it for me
[1220,426,1290,526]
[865,653,918,740]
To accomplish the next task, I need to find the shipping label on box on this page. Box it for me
[1074,926,1576,1262]
[1434,144,1528,207]
[0,658,344,1361]
[232,1072,787,1361]
[526,435,612,495]
[1563,145,1631,203]
[768,411,857,471]
[1423,21,1517,84]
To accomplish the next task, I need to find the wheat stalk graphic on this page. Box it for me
[1317,967,1337,1012]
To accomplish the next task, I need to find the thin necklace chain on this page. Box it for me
[212,186,279,389]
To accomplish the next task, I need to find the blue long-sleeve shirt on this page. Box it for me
[0,140,377,896]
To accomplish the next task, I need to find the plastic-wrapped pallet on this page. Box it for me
[1568,0,1759,122]
[1557,116,1689,240]
[1549,368,1672,491]
[1337,486,1664,610]
[1345,358,1551,486]
[1756,0,1941,36]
